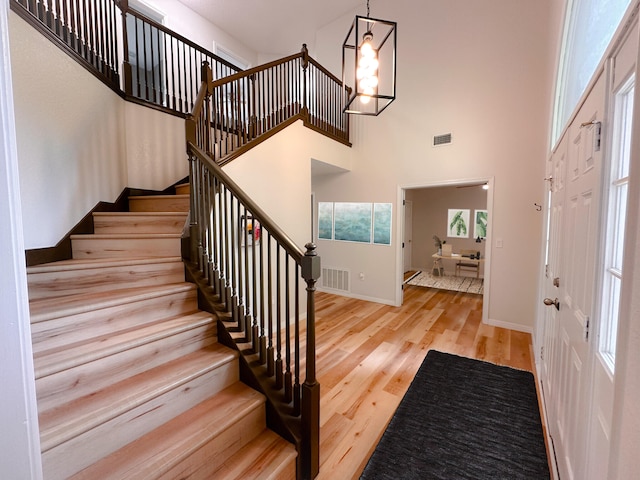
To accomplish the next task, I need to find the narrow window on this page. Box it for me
[600,76,634,372]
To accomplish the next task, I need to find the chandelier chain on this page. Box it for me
[366,0,370,18]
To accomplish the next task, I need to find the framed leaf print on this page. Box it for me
[447,209,470,238]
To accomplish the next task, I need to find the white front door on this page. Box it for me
[541,74,605,480]
[585,23,637,480]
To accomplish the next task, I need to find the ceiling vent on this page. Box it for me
[433,133,452,147]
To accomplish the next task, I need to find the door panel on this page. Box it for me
[541,74,605,480]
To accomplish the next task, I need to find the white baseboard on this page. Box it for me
[316,287,398,306]
[483,317,533,334]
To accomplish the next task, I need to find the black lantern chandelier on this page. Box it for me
[342,0,397,115]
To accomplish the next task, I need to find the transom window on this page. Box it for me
[552,0,633,146]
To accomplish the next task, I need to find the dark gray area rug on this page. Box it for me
[360,350,550,479]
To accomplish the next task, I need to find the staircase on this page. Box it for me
[27,186,297,479]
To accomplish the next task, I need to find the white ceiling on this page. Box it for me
[177,0,364,56]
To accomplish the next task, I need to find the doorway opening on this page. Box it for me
[398,178,493,322]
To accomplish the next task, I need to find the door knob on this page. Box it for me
[543,297,560,311]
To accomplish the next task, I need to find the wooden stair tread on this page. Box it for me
[212,429,297,480]
[27,256,182,274]
[39,345,238,452]
[70,382,266,479]
[70,233,182,240]
[34,311,214,379]
[93,212,188,217]
[128,194,190,201]
[29,282,196,323]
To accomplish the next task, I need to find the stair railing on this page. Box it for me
[10,0,241,116]
[186,60,324,479]
[118,0,240,113]
[193,44,350,166]
[12,0,122,88]
[11,0,351,149]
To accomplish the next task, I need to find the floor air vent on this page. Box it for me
[321,267,350,292]
[433,133,452,146]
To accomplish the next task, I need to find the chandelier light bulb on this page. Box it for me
[341,5,396,115]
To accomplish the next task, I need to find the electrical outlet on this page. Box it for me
[359,272,365,280]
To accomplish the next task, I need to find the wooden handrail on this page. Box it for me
[10,0,242,116]
[187,56,340,478]
[209,52,303,90]
[117,1,240,73]
[187,142,305,261]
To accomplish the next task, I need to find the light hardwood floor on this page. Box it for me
[313,284,537,480]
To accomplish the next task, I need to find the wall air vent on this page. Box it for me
[321,267,350,292]
[433,133,453,147]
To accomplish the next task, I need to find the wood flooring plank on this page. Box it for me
[315,285,538,479]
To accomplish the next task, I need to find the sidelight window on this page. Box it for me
[599,76,633,372]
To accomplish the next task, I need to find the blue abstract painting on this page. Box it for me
[373,203,392,245]
[334,202,372,243]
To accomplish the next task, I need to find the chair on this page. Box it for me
[456,249,480,278]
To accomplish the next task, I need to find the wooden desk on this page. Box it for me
[432,253,484,277]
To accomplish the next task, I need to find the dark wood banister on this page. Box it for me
[117,0,239,72]
[196,44,350,168]
[186,52,336,477]
[209,52,303,89]
[184,145,322,479]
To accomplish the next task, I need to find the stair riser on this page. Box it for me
[42,361,240,480]
[129,196,190,212]
[71,236,181,259]
[36,324,216,413]
[94,214,187,234]
[28,261,185,300]
[157,407,267,480]
[175,184,190,195]
[31,289,199,354]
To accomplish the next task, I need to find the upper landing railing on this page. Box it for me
[11,0,240,114]
[10,0,351,146]
[190,45,350,166]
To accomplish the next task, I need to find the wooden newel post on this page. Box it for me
[186,152,198,264]
[301,44,309,119]
[120,0,133,95]
[201,61,213,95]
[301,242,320,479]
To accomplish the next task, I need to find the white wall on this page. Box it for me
[0,0,42,477]
[124,102,187,190]
[223,121,353,249]
[10,12,191,249]
[10,12,128,249]
[311,0,553,329]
